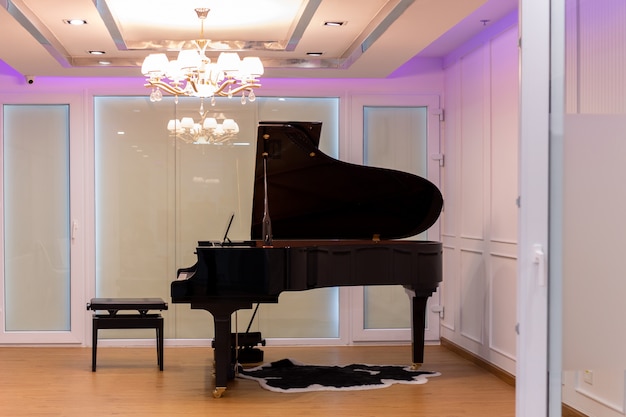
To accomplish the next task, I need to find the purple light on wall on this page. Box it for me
[388,56,443,78]
[0,59,21,77]
[0,59,442,95]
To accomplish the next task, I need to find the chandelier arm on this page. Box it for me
[211,78,237,96]
[186,80,200,94]
[144,80,261,99]
[145,81,186,96]
[214,82,262,97]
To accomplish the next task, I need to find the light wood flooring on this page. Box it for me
[0,344,514,417]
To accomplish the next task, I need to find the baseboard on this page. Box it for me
[440,338,515,386]
[439,338,589,417]
[562,403,589,417]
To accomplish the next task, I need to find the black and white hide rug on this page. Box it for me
[237,358,440,393]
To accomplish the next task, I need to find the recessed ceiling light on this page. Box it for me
[89,50,106,55]
[98,60,112,65]
[64,19,87,25]
[307,52,324,57]
[324,21,345,27]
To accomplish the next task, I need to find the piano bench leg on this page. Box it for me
[90,314,164,371]
[157,318,164,371]
[92,317,98,372]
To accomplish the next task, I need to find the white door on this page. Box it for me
[0,96,86,344]
[349,94,442,343]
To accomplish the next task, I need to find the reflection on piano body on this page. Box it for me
[171,121,444,397]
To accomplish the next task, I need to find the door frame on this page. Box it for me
[517,0,553,415]
[0,94,87,344]
[348,94,442,343]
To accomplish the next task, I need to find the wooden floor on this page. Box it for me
[0,344,514,416]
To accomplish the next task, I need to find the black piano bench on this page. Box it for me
[86,298,168,372]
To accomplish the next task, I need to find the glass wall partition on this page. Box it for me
[362,106,428,330]
[3,105,71,332]
[557,0,626,415]
[94,96,339,340]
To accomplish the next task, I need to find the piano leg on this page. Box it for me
[212,309,232,398]
[194,302,254,398]
[411,295,429,369]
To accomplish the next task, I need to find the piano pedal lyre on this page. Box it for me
[213,387,226,398]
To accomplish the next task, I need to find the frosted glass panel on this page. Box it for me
[561,0,626,370]
[362,106,427,329]
[172,98,259,339]
[243,97,340,338]
[256,97,339,157]
[94,96,176,302]
[94,96,340,339]
[3,104,70,331]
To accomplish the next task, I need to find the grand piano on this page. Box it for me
[171,121,443,397]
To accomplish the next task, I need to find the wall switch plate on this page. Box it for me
[583,370,593,385]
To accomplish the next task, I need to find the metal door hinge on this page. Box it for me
[431,305,444,319]
[432,108,444,121]
[431,153,444,167]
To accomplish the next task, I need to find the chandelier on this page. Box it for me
[167,114,240,145]
[141,8,264,105]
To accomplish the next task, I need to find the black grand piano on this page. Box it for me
[171,121,443,397]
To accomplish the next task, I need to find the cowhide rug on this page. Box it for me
[238,358,440,393]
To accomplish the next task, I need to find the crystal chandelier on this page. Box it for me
[141,8,264,105]
[167,114,240,145]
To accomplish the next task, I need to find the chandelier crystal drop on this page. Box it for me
[142,8,263,105]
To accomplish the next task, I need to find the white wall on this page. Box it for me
[0,59,447,345]
[439,14,519,376]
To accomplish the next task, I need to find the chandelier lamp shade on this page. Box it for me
[167,116,240,145]
[141,8,264,104]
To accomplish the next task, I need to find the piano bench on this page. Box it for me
[86,298,168,372]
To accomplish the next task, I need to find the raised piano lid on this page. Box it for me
[250,121,443,241]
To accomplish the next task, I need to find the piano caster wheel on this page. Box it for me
[411,363,423,370]
[213,387,226,398]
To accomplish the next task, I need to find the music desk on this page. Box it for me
[86,298,168,372]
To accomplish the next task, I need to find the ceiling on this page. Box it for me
[0,0,517,79]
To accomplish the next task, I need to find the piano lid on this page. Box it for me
[251,121,443,241]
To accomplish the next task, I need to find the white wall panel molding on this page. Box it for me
[439,6,518,383]
[489,247,518,259]
[441,245,458,332]
[458,233,486,241]
[457,240,487,256]
[459,249,486,344]
[442,61,461,239]
[490,237,518,246]
[489,26,519,246]
[459,51,486,241]
[489,253,517,362]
